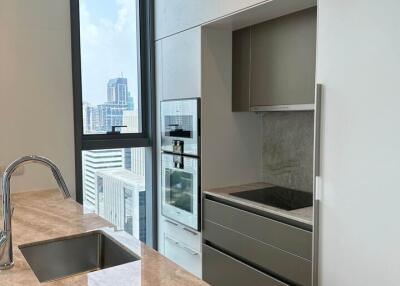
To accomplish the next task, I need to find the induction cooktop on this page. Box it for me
[230,186,313,211]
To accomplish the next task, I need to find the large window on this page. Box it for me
[70,0,155,246]
[79,0,142,134]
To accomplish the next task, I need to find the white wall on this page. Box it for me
[0,0,75,197]
[317,1,400,285]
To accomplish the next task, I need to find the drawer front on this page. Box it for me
[204,198,312,260]
[164,233,202,278]
[163,217,201,252]
[204,220,311,286]
[203,244,288,286]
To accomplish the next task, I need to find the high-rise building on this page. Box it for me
[127,94,134,111]
[82,77,134,134]
[80,75,145,240]
[96,103,127,133]
[131,148,145,176]
[122,111,145,176]
[82,102,99,134]
[122,110,138,132]
[107,78,128,105]
[82,149,124,212]
[123,148,145,177]
[96,169,146,242]
[82,102,89,132]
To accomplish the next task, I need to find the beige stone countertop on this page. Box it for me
[203,182,313,226]
[0,189,208,286]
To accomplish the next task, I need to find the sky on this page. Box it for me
[80,0,139,105]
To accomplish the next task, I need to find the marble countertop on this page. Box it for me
[203,182,313,226]
[0,189,208,286]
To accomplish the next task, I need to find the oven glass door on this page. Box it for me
[160,98,199,156]
[161,153,199,230]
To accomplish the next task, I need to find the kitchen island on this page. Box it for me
[0,189,208,286]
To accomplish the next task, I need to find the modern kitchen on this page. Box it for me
[1,0,400,286]
[155,3,317,285]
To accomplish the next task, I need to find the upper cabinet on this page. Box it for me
[232,7,317,111]
[156,27,201,101]
[232,27,252,111]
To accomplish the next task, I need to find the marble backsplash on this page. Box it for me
[262,111,314,192]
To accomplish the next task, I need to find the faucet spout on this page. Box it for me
[0,155,71,270]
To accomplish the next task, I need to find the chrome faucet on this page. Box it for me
[0,155,71,270]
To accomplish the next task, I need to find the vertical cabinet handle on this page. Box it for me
[312,83,322,286]
[314,84,322,188]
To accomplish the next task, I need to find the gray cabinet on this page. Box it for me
[232,27,251,112]
[204,199,312,259]
[232,7,317,111]
[203,198,312,286]
[203,244,288,286]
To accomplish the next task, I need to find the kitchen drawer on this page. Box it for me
[203,244,288,286]
[204,198,312,260]
[163,217,201,252]
[204,220,311,286]
[164,233,202,278]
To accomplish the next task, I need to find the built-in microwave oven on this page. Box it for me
[160,98,200,157]
[160,98,200,230]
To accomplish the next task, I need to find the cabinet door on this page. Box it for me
[317,1,400,285]
[250,7,317,107]
[161,27,201,100]
[203,244,288,286]
[155,0,219,40]
[154,0,266,40]
[232,27,251,111]
[164,233,202,278]
[155,40,163,102]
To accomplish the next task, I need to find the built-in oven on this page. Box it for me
[161,153,199,230]
[160,98,200,230]
[160,98,200,157]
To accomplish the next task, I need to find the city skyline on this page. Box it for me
[82,76,146,242]
[80,0,139,106]
[79,0,145,242]
[83,76,139,134]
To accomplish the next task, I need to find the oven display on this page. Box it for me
[165,169,194,213]
[164,115,193,138]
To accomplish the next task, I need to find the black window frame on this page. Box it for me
[70,0,157,247]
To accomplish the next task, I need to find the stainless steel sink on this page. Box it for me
[19,230,140,282]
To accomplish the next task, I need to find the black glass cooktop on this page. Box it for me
[231,186,313,211]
